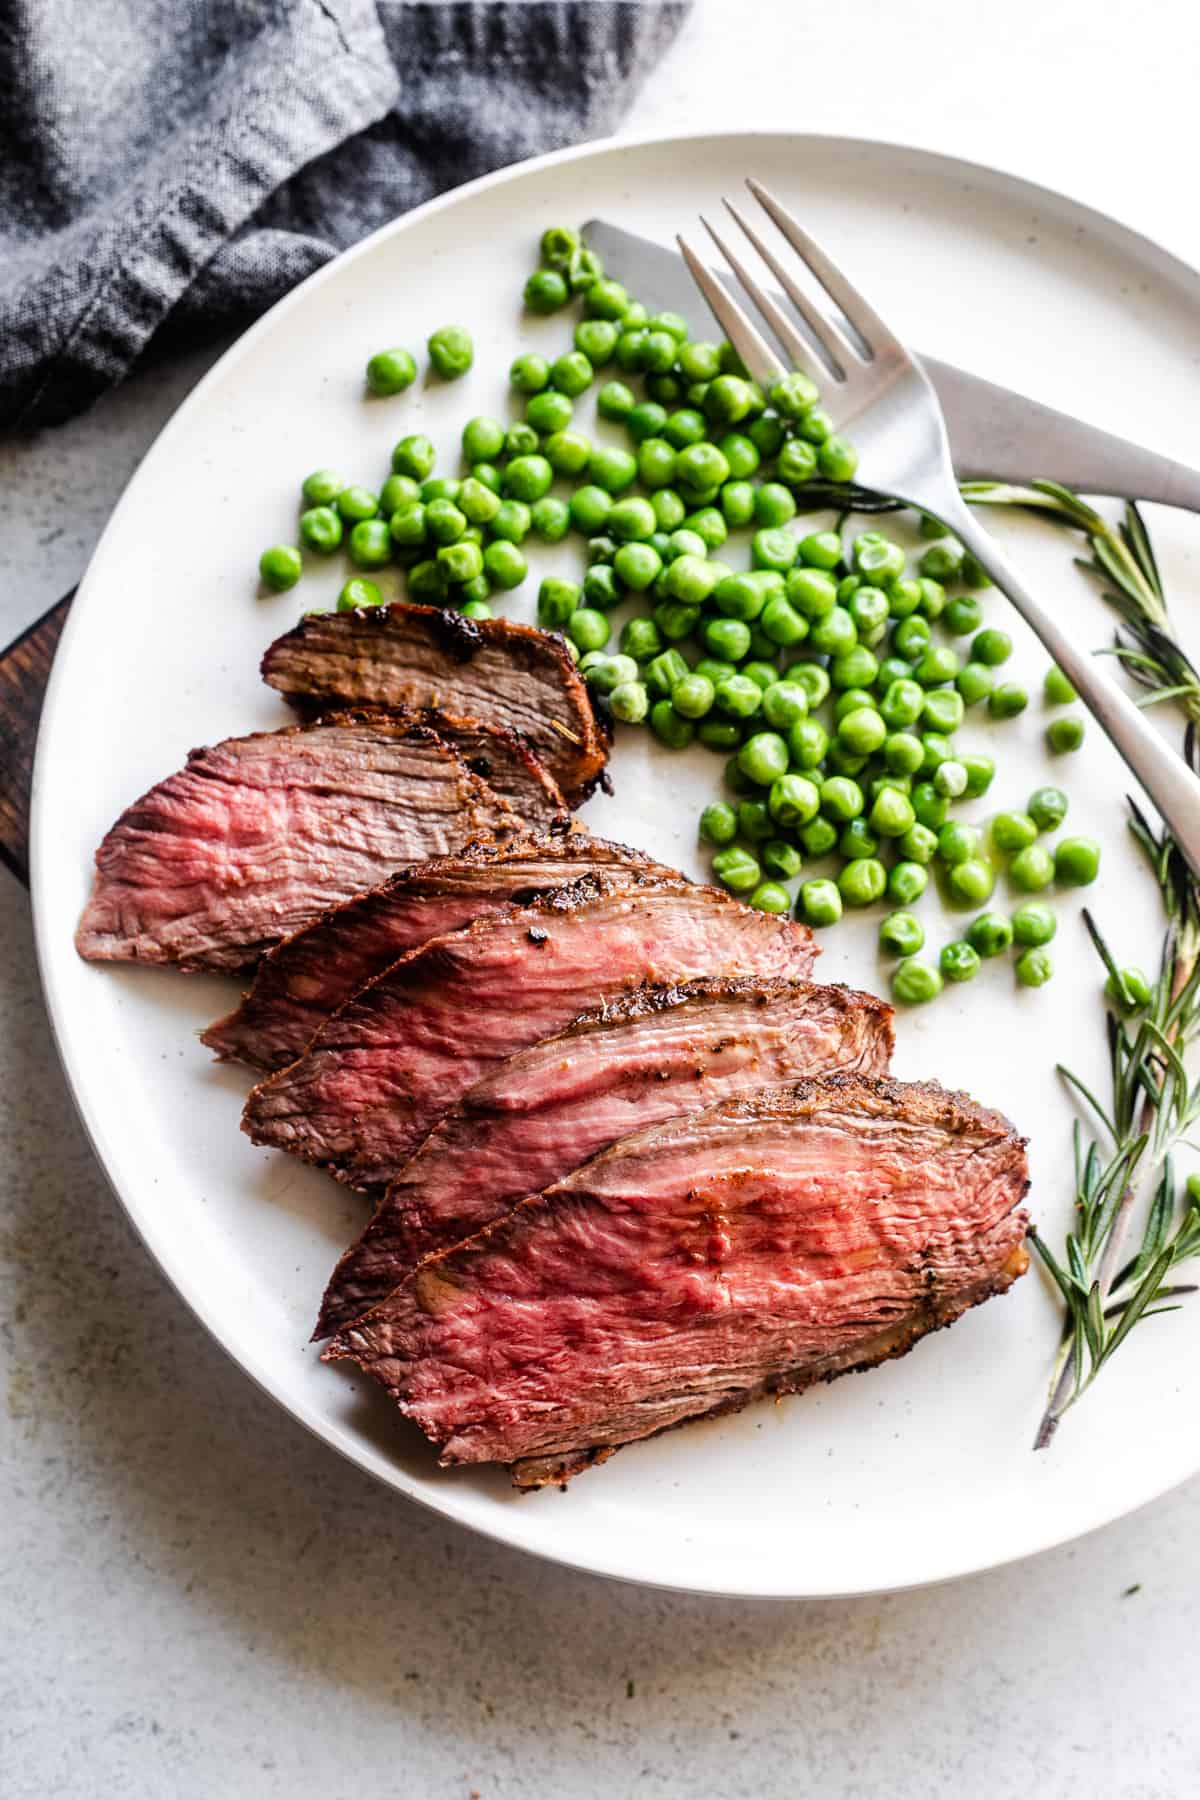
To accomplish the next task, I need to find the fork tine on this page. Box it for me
[700,215,831,389]
[675,234,784,387]
[720,199,856,380]
[746,177,905,361]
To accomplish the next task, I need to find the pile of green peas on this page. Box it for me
[255,222,1101,1010]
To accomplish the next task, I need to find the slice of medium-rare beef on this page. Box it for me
[417,710,568,829]
[315,977,895,1338]
[325,1075,1030,1486]
[202,835,670,1072]
[75,714,515,974]
[260,602,607,804]
[242,873,818,1189]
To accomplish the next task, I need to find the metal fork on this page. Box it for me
[679,180,1200,878]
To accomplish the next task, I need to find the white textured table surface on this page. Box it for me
[4,5,1200,1795]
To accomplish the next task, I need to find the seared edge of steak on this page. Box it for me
[313,976,895,1338]
[259,602,607,802]
[75,711,516,973]
[201,833,670,1071]
[325,1073,1028,1479]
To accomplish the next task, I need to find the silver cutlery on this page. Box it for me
[672,179,1200,877]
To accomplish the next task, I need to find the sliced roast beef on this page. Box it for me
[315,977,894,1338]
[326,1075,1029,1486]
[202,835,668,1071]
[415,710,568,828]
[75,714,515,974]
[242,873,818,1189]
[260,603,607,804]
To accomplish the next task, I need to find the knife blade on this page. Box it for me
[585,221,1200,511]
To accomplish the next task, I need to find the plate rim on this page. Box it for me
[30,127,1200,1599]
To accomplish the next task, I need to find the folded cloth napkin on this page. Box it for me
[0,0,688,431]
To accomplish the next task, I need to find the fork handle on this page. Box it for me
[941,499,1200,878]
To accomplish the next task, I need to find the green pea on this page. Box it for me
[619,616,663,662]
[483,540,527,591]
[365,346,417,395]
[348,519,392,568]
[779,439,820,485]
[785,662,831,710]
[510,352,550,394]
[423,498,464,546]
[1028,786,1068,831]
[753,842,797,885]
[299,506,343,554]
[836,707,887,757]
[586,653,639,696]
[422,477,462,505]
[699,615,748,664]
[587,445,638,494]
[936,822,980,866]
[887,578,923,620]
[301,468,345,506]
[407,559,448,605]
[711,677,759,724]
[569,485,613,534]
[736,731,790,788]
[989,682,1029,720]
[646,649,690,697]
[942,595,984,636]
[852,532,906,584]
[587,535,616,566]
[1047,716,1085,754]
[922,689,965,736]
[881,732,923,779]
[765,774,819,830]
[1012,902,1057,946]
[818,435,858,482]
[827,742,869,780]
[937,763,967,806]
[668,673,712,720]
[737,799,773,842]
[956,661,994,707]
[888,861,928,906]
[469,461,503,495]
[337,576,383,611]
[870,786,916,838]
[524,268,570,313]
[1055,837,1100,886]
[1015,947,1053,987]
[1044,664,1078,705]
[880,910,925,956]
[973,629,1013,667]
[743,880,788,915]
[915,645,960,687]
[503,455,553,504]
[456,477,500,527]
[892,615,930,660]
[676,340,721,383]
[750,484,794,530]
[940,940,981,982]
[831,646,879,692]
[818,774,862,822]
[597,380,636,422]
[584,565,622,612]
[759,681,809,731]
[335,484,378,523]
[784,567,837,621]
[392,433,437,480]
[947,858,995,906]
[427,324,473,379]
[1104,964,1152,1013]
[717,480,754,529]
[612,542,660,593]
[683,508,728,550]
[537,577,580,629]
[798,408,834,444]
[911,782,948,830]
[751,527,799,574]
[892,958,943,1004]
[899,823,938,865]
[847,588,890,644]
[698,717,742,750]
[624,402,665,446]
[879,679,924,732]
[710,570,773,622]
[966,912,1013,957]
[572,318,618,366]
[799,817,837,858]
[839,857,887,907]
[839,818,880,862]
[585,278,631,320]
[757,597,807,648]
[258,544,302,591]
[701,373,753,426]
[651,489,686,531]
[919,578,948,620]
[917,539,964,581]
[530,496,570,544]
[709,847,759,893]
[798,878,842,927]
[1009,845,1055,892]
[788,717,829,769]
[962,755,996,798]
[526,390,574,437]
[437,538,484,584]
[699,802,739,847]
[457,416,501,464]
[805,611,854,661]
[833,688,877,725]
[991,812,1038,854]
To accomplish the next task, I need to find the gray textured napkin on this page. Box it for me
[0,0,688,431]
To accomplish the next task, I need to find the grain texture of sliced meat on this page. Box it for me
[74,714,514,974]
[242,873,818,1189]
[315,977,894,1338]
[203,834,668,1072]
[326,1076,1029,1485]
[260,602,607,803]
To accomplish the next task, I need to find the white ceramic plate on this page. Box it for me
[32,133,1200,1598]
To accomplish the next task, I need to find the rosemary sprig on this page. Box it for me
[962,480,1200,723]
